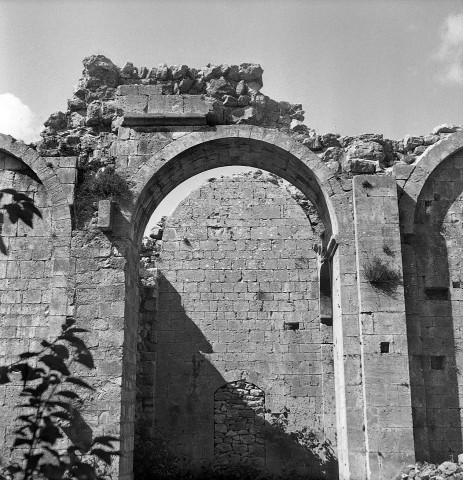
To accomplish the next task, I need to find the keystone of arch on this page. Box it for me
[0,134,71,226]
[400,130,463,234]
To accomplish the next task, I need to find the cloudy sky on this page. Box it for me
[1,0,463,144]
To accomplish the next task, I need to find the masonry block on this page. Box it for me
[97,200,115,232]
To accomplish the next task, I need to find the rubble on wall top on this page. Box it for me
[36,54,463,177]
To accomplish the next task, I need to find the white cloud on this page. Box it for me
[0,93,43,143]
[435,12,463,85]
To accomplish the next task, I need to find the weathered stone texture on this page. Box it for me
[4,54,463,480]
[214,381,266,466]
[0,152,58,463]
[403,149,463,463]
[137,174,335,474]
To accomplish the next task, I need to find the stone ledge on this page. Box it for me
[122,113,207,127]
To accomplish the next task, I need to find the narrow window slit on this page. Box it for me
[284,322,300,331]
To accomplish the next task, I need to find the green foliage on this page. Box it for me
[74,169,132,226]
[363,255,401,290]
[0,316,119,480]
[0,189,42,255]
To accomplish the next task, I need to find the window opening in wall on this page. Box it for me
[452,281,461,289]
[431,356,446,370]
[425,287,449,300]
[284,322,300,331]
[425,200,432,208]
[319,260,332,323]
[380,342,390,354]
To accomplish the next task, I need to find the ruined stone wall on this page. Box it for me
[137,173,336,475]
[403,149,463,462]
[36,54,463,180]
[0,152,55,462]
[3,54,463,480]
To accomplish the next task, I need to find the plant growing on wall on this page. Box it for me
[363,255,401,291]
[0,316,119,480]
[74,168,132,227]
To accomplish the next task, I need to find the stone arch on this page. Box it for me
[0,134,72,229]
[122,125,344,479]
[400,130,463,234]
[399,132,463,461]
[128,126,340,247]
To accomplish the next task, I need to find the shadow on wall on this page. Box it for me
[135,272,337,479]
[401,160,463,462]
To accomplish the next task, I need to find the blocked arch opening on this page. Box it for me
[214,381,266,466]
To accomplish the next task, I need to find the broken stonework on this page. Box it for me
[4,54,463,480]
[36,54,463,180]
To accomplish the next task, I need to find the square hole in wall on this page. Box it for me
[425,200,432,208]
[284,322,300,331]
[431,356,446,370]
[452,281,461,289]
[380,342,390,354]
[425,287,449,300]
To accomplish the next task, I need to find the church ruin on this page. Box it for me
[1,54,463,479]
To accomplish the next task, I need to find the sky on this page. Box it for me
[1,0,463,142]
[1,0,463,230]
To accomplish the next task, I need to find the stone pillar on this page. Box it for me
[353,175,415,479]
[334,243,369,480]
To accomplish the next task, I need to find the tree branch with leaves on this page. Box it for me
[0,317,119,480]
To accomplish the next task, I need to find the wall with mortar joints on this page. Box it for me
[403,149,463,463]
[214,381,266,466]
[0,153,57,463]
[71,227,126,414]
[353,175,415,480]
[137,173,336,476]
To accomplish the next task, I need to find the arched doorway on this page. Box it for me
[121,126,348,479]
[136,170,334,475]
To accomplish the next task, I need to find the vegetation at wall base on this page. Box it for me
[133,413,336,480]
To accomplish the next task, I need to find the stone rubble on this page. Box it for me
[395,460,463,480]
[36,54,463,180]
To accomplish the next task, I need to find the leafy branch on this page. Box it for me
[0,316,119,480]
